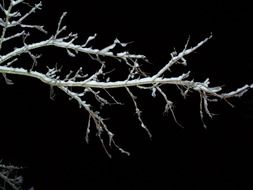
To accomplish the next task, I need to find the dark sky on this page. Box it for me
[0,1,253,189]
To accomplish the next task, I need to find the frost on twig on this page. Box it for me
[1,1,253,188]
[0,162,23,190]
[0,0,252,161]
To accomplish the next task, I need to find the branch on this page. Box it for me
[1,33,252,153]
[0,1,252,159]
[152,34,212,81]
[0,1,43,50]
[0,162,23,190]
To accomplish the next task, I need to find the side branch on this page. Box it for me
[152,34,212,80]
[0,38,145,65]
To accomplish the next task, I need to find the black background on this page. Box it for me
[0,0,253,189]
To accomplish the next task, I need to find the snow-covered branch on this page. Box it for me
[1,0,252,188]
[0,162,23,190]
[0,1,252,158]
[0,0,252,181]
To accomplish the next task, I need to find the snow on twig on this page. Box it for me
[0,162,23,190]
[0,0,252,159]
[1,1,253,189]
